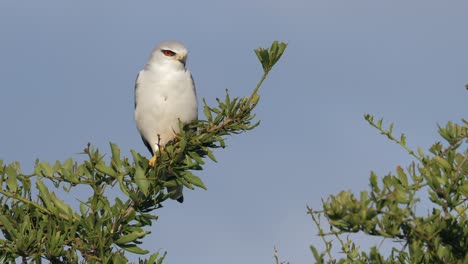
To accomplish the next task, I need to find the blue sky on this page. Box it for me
[0,1,467,263]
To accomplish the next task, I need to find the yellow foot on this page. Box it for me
[148,147,164,167]
[149,156,157,167]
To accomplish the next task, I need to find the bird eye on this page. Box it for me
[162,50,176,57]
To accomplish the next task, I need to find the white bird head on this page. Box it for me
[146,41,189,70]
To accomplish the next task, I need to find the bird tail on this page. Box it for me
[167,185,184,203]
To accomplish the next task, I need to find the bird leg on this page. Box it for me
[148,156,157,167]
[149,147,164,167]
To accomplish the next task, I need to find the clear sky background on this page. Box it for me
[0,1,467,263]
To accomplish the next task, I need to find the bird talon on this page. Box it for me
[148,147,165,167]
[149,156,157,167]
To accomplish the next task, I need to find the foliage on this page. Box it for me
[0,41,287,263]
[309,116,468,263]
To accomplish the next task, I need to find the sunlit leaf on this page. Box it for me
[117,243,149,255]
[134,166,149,196]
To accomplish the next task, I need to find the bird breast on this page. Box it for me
[135,68,198,149]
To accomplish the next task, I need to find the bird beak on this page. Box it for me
[175,53,187,66]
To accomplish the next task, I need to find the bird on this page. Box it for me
[134,41,198,203]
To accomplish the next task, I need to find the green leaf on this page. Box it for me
[188,151,205,165]
[147,252,160,264]
[254,47,270,72]
[388,123,394,134]
[276,42,287,60]
[254,48,263,62]
[400,133,406,146]
[38,161,54,178]
[176,177,194,190]
[0,215,17,239]
[110,142,122,168]
[131,149,145,164]
[115,230,149,244]
[203,99,213,121]
[181,172,207,190]
[459,182,468,196]
[145,251,167,264]
[310,246,324,263]
[248,92,260,106]
[268,41,287,69]
[377,118,383,128]
[95,163,118,177]
[206,148,217,162]
[79,203,88,215]
[62,158,73,171]
[360,191,368,202]
[134,166,149,196]
[117,243,149,255]
[50,192,74,218]
[396,166,408,187]
[370,172,380,192]
[4,164,18,193]
[179,136,187,153]
[37,180,53,209]
[163,179,180,188]
[417,147,425,157]
[156,252,167,264]
[59,158,79,183]
[117,174,130,196]
[435,156,451,170]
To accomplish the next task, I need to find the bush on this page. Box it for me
[309,115,467,263]
[0,41,287,263]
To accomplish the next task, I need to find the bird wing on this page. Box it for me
[141,135,153,155]
[134,72,140,109]
[135,72,154,155]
